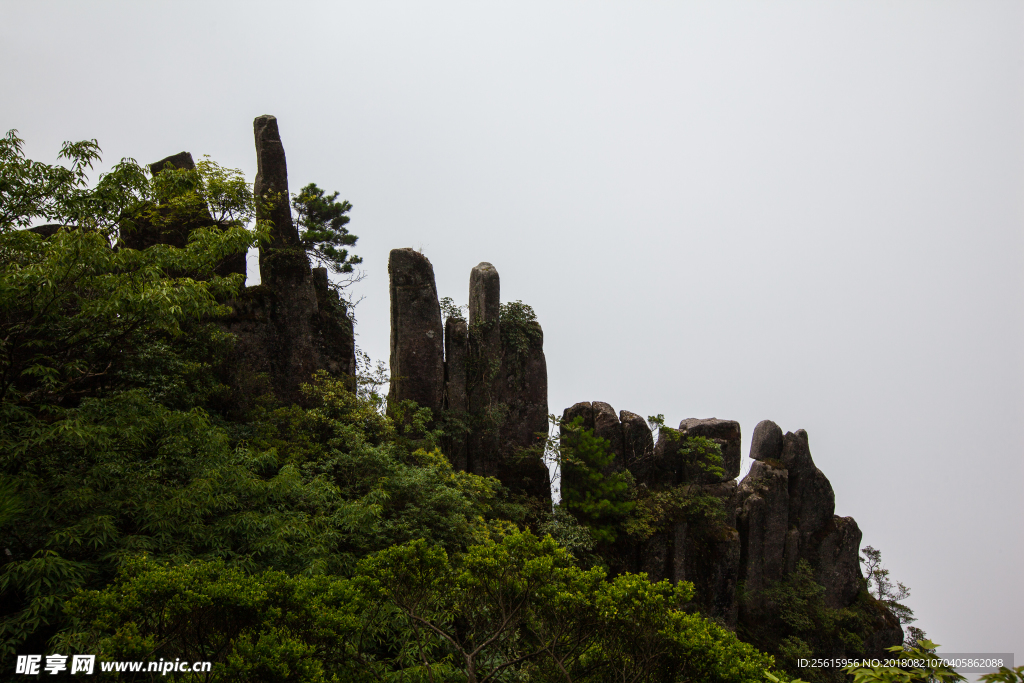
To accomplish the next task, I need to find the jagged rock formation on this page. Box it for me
[466,262,503,478]
[559,406,903,654]
[120,116,356,406]
[495,312,549,500]
[99,115,910,668]
[103,115,901,660]
[387,255,550,501]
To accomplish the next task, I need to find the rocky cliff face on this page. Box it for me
[220,117,356,406]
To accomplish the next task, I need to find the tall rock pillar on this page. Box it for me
[466,263,503,478]
[255,115,308,281]
[252,115,320,401]
[498,304,550,501]
[388,248,444,414]
[443,317,470,470]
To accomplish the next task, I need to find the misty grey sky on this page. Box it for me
[3,0,1021,665]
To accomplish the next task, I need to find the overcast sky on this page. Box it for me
[3,0,1021,666]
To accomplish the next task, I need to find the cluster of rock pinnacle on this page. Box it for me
[89,115,900,653]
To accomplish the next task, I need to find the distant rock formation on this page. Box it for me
[117,116,905,659]
[558,406,902,653]
[387,255,550,501]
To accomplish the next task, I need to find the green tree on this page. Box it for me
[145,154,258,228]
[0,130,148,235]
[0,131,263,657]
[558,416,636,544]
[57,558,370,683]
[861,546,920,646]
[439,296,466,323]
[292,183,361,283]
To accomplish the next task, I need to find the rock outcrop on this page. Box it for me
[390,258,550,500]
[148,150,196,176]
[218,116,354,405]
[443,317,470,471]
[750,419,784,462]
[387,248,444,413]
[593,402,625,462]
[619,410,655,485]
[557,404,901,652]
[130,116,356,406]
[496,313,549,499]
[678,417,742,483]
[465,262,504,478]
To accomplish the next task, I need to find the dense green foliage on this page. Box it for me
[0,132,785,681]
[981,666,1024,683]
[558,417,635,544]
[740,561,889,683]
[149,154,257,227]
[54,530,774,683]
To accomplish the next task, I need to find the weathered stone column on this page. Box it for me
[499,316,550,501]
[254,117,299,246]
[466,262,503,478]
[443,317,469,471]
[252,115,319,401]
[388,248,444,414]
[444,317,469,413]
[467,261,502,409]
[620,410,654,483]
[736,460,790,610]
